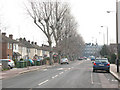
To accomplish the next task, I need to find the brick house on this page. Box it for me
[1,33,18,59]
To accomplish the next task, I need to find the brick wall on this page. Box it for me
[2,42,13,59]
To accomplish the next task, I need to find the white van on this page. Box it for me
[0,59,15,69]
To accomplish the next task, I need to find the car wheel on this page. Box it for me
[8,65,12,69]
[107,70,110,73]
[93,69,95,72]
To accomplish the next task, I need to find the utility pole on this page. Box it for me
[116,0,119,72]
[106,0,119,72]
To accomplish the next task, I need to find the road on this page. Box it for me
[2,60,120,88]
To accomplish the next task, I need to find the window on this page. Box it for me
[14,44,16,50]
[10,44,12,49]
[8,43,9,49]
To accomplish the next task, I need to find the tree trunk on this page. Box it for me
[48,40,53,65]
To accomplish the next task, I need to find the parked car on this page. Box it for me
[60,58,69,64]
[0,59,15,69]
[93,58,110,73]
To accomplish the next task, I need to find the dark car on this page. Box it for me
[93,58,110,73]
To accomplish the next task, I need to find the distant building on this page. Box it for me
[83,43,102,57]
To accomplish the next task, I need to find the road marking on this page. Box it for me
[68,68,71,70]
[57,68,63,70]
[111,79,118,82]
[38,80,49,86]
[91,71,94,84]
[43,69,47,71]
[52,76,55,79]
[54,75,58,77]
[59,72,63,75]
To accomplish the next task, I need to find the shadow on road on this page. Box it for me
[93,70,109,73]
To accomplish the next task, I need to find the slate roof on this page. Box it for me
[18,38,34,48]
[2,35,18,43]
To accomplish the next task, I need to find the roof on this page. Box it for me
[18,38,34,48]
[2,35,18,43]
[31,44,41,50]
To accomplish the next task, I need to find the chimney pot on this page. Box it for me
[31,41,34,44]
[28,40,30,43]
[2,32,6,36]
[35,42,37,45]
[23,37,26,41]
[9,34,13,39]
[19,38,22,41]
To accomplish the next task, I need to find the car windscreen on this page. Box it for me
[95,59,108,63]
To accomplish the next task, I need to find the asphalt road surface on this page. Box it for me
[2,60,120,88]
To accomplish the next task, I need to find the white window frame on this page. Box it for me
[10,43,12,49]
[8,43,9,49]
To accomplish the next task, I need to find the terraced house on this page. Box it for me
[1,33,18,59]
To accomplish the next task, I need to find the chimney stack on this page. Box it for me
[2,32,6,36]
[9,34,13,39]
[23,37,26,41]
[19,38,22,41]
[28,40,30,43]
[31,41,34,44]
[35,42,37,45]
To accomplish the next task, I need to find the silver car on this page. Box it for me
[60,58,69,64]
[0,59,15,69]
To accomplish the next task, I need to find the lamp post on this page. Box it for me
[107,0,119,72]
[116,0,119,73]
[101,26,108,45]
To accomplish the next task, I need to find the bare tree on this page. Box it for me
[26,0,85,63]
[26,0,54,65]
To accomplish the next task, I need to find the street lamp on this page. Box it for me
[101,26,108,45]
[107,0,119,72]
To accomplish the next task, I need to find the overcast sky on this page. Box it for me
[0,0,119,46]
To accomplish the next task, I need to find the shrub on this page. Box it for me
[110,54,116,64]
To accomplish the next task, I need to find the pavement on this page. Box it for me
[110,64,120,82]
[0,63,59,80]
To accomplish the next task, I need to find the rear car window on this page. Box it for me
[95,59,108,63]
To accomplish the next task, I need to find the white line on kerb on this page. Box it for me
[38,80,49,86]
[91,71,94,84]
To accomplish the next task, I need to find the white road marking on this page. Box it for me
[43,69,47,71]
[52,76,55,79]
[68,68,71,70]
[59,72,64,75]
[57,68,63,70]
[91,71,94,84]
[111,79,117,82]
[38,80,49,86]
[54,75,58,77]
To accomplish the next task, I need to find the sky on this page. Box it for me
[0,0,119,46]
